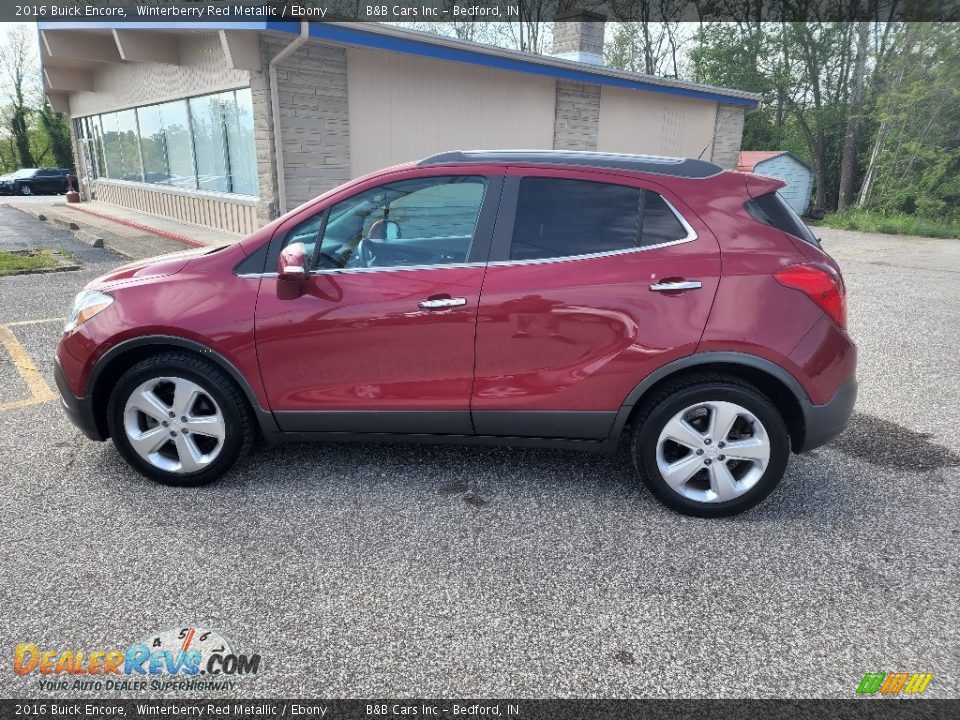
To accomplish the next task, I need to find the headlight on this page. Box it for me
[64,290,114,332]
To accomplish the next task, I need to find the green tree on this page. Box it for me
[0,25,37,168]
[860,23,960,218]
[37,103,74,171]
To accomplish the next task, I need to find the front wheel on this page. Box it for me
[18,184,32,196]
[107,352,253,486]
[630,375,789,517]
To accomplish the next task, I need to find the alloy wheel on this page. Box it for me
[655,400,771,503]
[122,376,226,474]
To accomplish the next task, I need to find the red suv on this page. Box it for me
[55,151,856,517]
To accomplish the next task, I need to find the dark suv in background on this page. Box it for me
[0,168,70,196]
[55,150,856,517]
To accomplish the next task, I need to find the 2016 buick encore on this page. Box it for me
[55,151,856,516]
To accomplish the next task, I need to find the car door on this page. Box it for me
[254,168,503,435]
[32,170,49,193]
[39,170,61,194]
[471,167,721,439]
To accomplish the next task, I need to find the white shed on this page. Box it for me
[737,151,814,215]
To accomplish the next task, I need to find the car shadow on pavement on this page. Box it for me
[829,412,960,471]
[87,430,879,524]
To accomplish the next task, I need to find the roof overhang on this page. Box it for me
[37,21,761,110]
[38,22,265,112]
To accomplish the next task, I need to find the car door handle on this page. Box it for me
[418,296,467,309]
[650,281,702,292]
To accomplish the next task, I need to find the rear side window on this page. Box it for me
[510,178,641,260]
[509,178,694,261]
[640,192,689,247]
[746,192,819,246]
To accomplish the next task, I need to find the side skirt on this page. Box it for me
[261,429,621,454]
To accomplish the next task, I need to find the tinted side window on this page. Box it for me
[640,191,689,246]
[746,192,819,246]
[510,178,641,260]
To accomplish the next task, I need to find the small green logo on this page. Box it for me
[857,672,933,695]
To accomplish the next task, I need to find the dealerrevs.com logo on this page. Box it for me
[14,626,261,692]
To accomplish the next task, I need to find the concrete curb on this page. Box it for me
[12,204,182,261]
[74,229,105,249]
[49,217,81,232]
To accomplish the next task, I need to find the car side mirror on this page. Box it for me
[277,242,308,281]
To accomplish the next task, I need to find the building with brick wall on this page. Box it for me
[40,19,760,235]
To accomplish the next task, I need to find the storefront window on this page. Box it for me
[160,100,196,190]
[137,105,167,184]
[99,113,123,180]
[90,116,105,177]
[115,109,142,181]
[75,117,105,181]
[190,93,230,193]
[80,88,258,197]
[224,88,258,196]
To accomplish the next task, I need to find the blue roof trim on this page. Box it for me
[38,20,757,107]
[290,23,758,108]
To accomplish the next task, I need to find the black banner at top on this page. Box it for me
[10,0,960,24]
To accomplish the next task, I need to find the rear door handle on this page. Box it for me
[650,281,702,292]
[419,297,467,309]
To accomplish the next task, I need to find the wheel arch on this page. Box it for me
[87,336,277,440]
[612,352,809,453]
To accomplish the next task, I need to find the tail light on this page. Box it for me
[774,263,847,328]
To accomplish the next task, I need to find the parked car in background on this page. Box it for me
[55,150,857,517]
[0,168,71,196]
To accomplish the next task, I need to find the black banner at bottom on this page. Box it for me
[1,699,958,720]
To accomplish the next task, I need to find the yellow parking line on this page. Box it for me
[0,320,60,411]
[3,317,63,327]
[0,397,51,411]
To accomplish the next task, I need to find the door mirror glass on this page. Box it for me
[277,241,308,280]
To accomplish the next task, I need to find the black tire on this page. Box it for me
[630,374,790,518]
[107,352,254,486]
[18,184,31,196]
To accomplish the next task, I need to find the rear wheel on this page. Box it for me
[630,375,789,517]
[107,352,253,486]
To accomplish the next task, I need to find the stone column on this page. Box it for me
[553,80,601,151]
[711,103,746,169]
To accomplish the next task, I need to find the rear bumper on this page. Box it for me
[797,377,857,453]
[53,359,106,441]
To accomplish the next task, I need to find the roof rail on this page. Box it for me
[418,150,724,179]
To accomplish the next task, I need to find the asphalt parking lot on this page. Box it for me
[0,203,957,699]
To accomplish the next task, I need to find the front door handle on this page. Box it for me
[419,296,467,309]
[650,280,702,292]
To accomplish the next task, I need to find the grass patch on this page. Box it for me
[820,209,960,239]
[0,249,77,276]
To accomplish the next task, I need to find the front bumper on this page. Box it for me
[797,378,857,453]
[53,359,106,441]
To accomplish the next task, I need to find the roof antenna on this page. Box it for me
[698,110,734,160]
